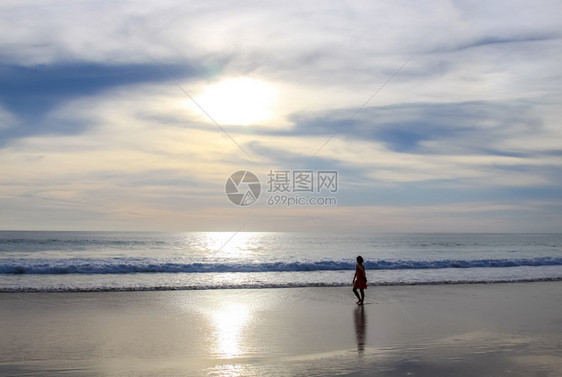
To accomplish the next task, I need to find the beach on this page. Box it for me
[2,1,562,376]
[1,282,560,376]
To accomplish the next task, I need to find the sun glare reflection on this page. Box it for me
[207,364,244,377]
[202,232,264,257]
[211,303,251,359]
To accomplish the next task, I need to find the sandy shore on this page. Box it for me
[1,282,561,376]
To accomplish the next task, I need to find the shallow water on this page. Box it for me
[1,283,560,376]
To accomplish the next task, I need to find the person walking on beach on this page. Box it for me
[353,256,367,305]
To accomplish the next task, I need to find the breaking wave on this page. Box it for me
[2,257,562,275]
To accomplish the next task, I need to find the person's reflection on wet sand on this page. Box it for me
[354,305,367,355]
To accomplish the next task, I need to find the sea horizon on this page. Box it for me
[2,231,561,292]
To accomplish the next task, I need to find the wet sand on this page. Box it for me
[1,282,561,376]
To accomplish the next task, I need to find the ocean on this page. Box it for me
[1,231,561,292]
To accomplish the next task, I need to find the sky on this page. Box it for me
[0,0,561,232]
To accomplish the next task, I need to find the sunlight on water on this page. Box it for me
[206,363,255,377]
[211,302,251,359]
[201,232,265,257]
[2,232,561,292]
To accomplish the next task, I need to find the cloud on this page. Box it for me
[289,101,532,152]
[0,105,16,129]
[1,75,560,231]
[0,0,561,231]
[0,62,199,144]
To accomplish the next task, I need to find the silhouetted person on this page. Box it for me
[352,256,367,305]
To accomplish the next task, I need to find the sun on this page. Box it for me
[192,77,277,126]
